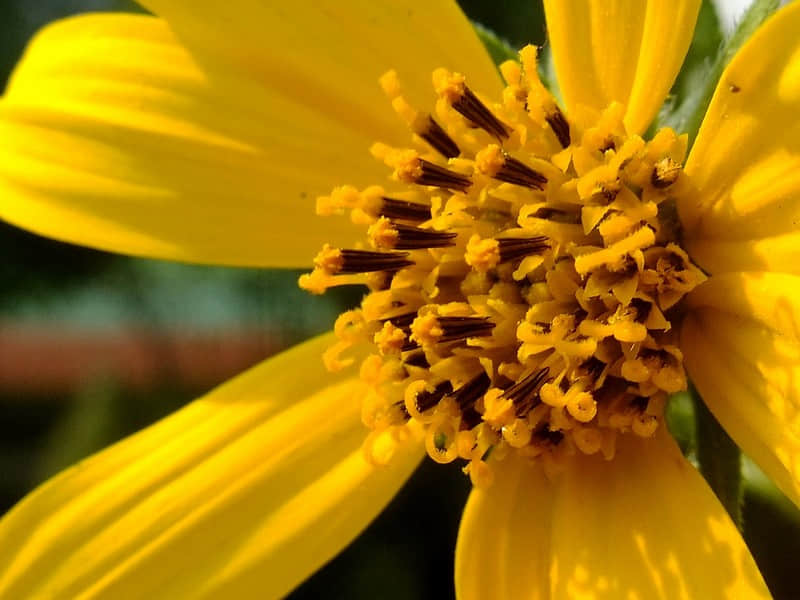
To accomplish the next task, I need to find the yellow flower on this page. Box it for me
[0,1,798,598]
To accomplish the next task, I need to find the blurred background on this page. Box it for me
[0,1,798,599]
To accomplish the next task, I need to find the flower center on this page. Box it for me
[299,45,706,485]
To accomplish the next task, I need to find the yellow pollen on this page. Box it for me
[313,244,344,274]
[384,148,424,183]
[433,68,467,103]
[300,45,706,484]
[475,144,506,177]
[465,235,500,272]
[374,321,408,355]
[368,217,400,250]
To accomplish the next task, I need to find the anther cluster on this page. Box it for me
[300,45,705,484]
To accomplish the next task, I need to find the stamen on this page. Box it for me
[378,196,432,222]
[545,106,571,148]
[503,367,550,416]
[413,159,472,192]
[629,297,652,323]
[411,380,454,413]
[452,371,491,410]
[536,428,564,446]
[411,314,495,346]
[652,157,681,188]
[434,316,496,342]
[465,234,549,272]
[395,401,411,421]
[451,372,491,429]
[369,217,457,250]
[418,115,461,158]
[378,70,460,159]
[476,145,547,189]
[403,349,430,368]
[496,236,550,262]
[314,245,413,274]
[578,356,606,382]
[373,146,472,192]
[434,69,510,140]
[304,50,705,480]
[382,311,418,330]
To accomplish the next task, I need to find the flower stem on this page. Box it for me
[692,385,743,529]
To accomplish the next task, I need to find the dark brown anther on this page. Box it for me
[535,428,564,445]
[504,367,550,417]
[436,316,495,343]
[532,207,578,223]
[419,115,460,158]
[496,236,549,263]
[416,159,472,192]
[492,154,548,190]
[460,407,483,430]
[400,340,420,352]
[545,106,571,148]
[452,85,510,140]
[598,138,616,153]
[337,249,413,273]
[629,298,652,323]
[651,157,681,189]
[403,349,430,369]
[413,380,454,413]
[379,197,431,222]
[578,357,605,381]
[446,372,489,430]
[453,372,491,411]
[390,223,457,250]
[395,401,411,421]
[639,348,673,368]
[384,311,418,331]
[530,321,551,334]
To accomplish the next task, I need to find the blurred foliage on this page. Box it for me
[658,0,780,142]
[0,1,798,599]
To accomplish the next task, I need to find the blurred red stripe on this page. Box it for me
[0,323,284,395]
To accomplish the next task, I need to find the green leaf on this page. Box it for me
[659,0,780,146]
[692,385,743,529]
[461,0,546,49]
[742,457,800,599]
[665,390,696,458]
[472,21,517,67]
[672,1,724,103]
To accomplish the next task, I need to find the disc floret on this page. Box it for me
[300,45,706,484]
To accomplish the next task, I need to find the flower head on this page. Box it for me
[1,1,799,599]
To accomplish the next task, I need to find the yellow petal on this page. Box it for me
[682,2,800,274]
[455,433,769,600]
[139,0,501,107]
[543,0,700,134]
[455,454,554,600]
[683,271,800,508]
[0,333,423,599]
[0,9,500,267]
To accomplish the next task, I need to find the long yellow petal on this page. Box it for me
[0,333,423,599]
[455,454,554,600]
[0,9,500,268]
[543,0,700,134]
[683,271,800,508]
[455,433,769,600]
[138,0,501,107]
[682,2,800,274]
